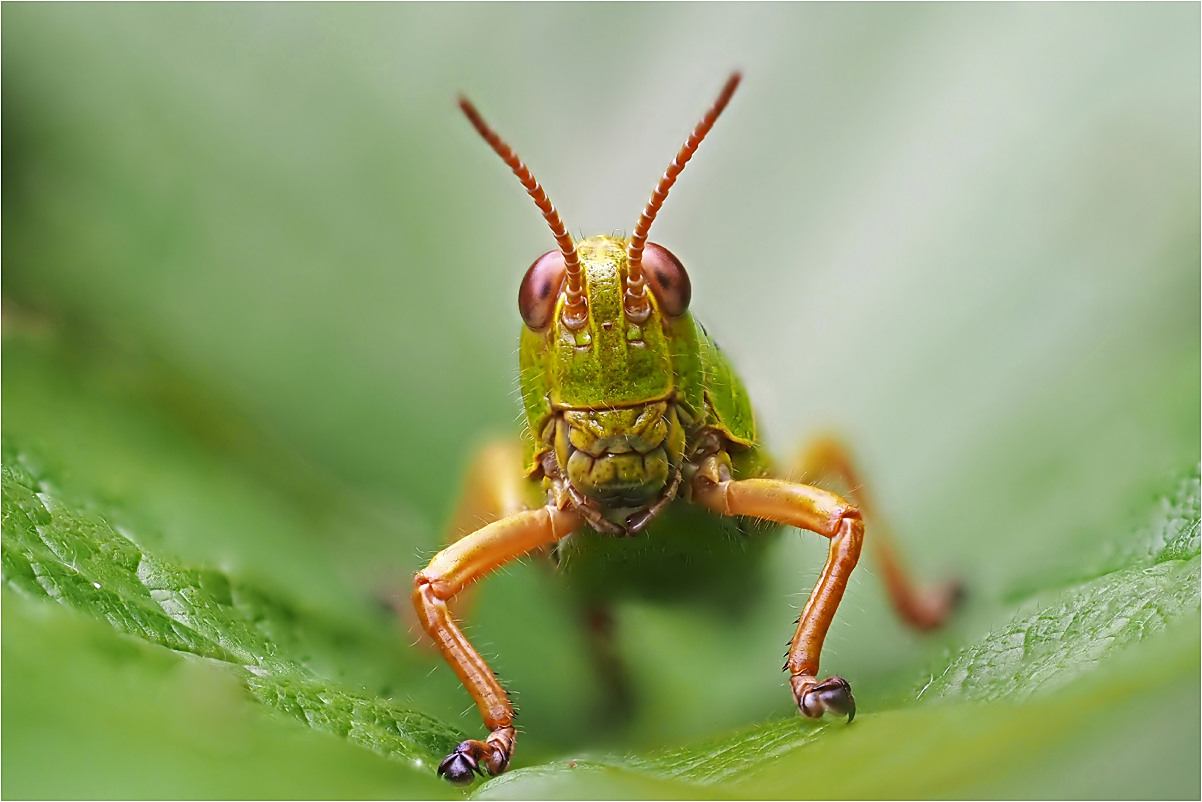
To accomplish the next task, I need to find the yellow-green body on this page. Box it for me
[516,236,772,605]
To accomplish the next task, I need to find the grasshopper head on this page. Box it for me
[460,74,739,524]
[519,235,690,408]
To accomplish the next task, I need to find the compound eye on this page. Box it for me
[518,249,567,330]
[642,242,691,316]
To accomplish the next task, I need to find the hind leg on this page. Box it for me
[787,437,960,631]
[575,601,636,730]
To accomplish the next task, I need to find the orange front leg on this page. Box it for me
[790,437,960,631]
[413,504,579,783]
[693,475,862,721]
[437,441,542,624]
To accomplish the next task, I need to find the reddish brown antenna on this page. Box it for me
[459,96,587,327]
[625,72,741,322]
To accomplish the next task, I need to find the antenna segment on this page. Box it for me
[459,97,587,325]
[625,72,742,321]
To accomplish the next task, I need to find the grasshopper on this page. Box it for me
[413,73,958,785]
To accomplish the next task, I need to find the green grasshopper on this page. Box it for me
[413,73,958,785]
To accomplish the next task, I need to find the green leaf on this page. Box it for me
[917,471,1200,704]
[2,593,455,800]
[2,421,465,796]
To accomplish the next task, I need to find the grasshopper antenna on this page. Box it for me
[625,72,741,322]
[459,96,587,327]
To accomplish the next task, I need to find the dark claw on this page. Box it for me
[802,676,856,722]
[437,746,483,786]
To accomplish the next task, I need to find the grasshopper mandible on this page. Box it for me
[413,73,959,784]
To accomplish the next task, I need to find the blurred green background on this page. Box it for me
[3,4,1199,799]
